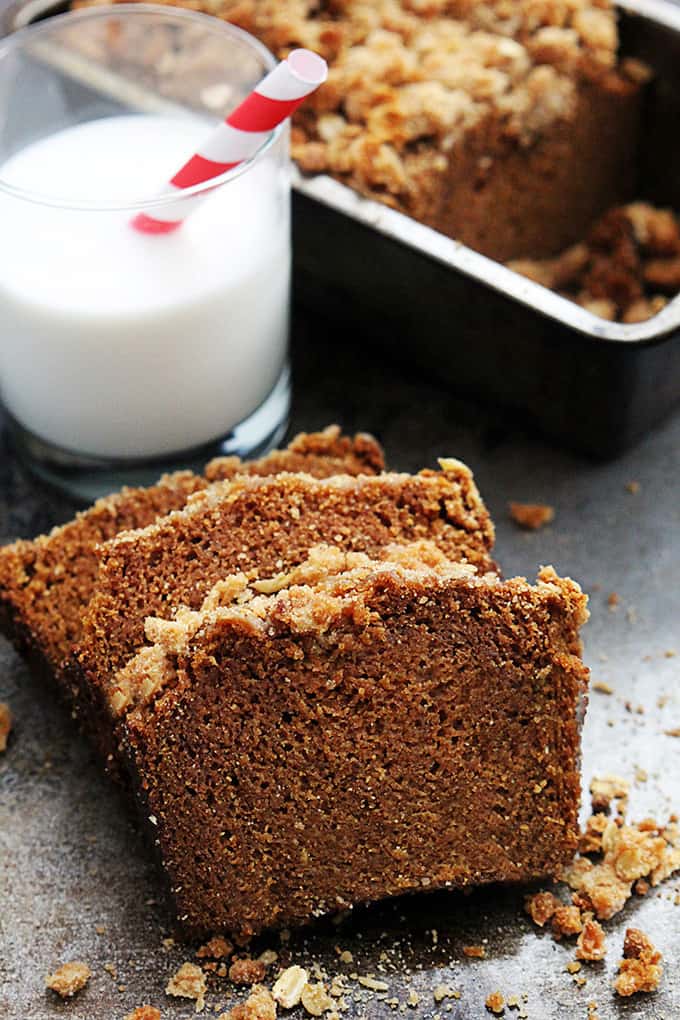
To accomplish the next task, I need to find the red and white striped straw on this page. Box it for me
[132,48,327,234]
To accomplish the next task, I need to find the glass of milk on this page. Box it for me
[0,5,291,500]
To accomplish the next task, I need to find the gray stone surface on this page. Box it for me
[1,332,679,1019]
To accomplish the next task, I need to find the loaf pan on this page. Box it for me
[1,0,679,457]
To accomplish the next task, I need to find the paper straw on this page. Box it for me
[132,48,327,234]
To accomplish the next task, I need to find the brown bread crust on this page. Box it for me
[116,550,588,937]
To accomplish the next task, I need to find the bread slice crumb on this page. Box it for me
[45,961,91,998]
[124,1008,161,1020]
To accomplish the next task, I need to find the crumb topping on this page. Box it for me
[508,202,680,321]
[108,0,625,210]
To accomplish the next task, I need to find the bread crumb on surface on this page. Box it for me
[592,681,614,695]
[576,919,607,961]
[301,981,334,1016]
[220,986,277,1020]
[433,983,457,1003]
[551,904,582,938]
[463,945,486,959]
[124,1008,162,1020]
[625,480,640,494]
[45,960,91,998]
[0,701,12,752]
[590,774,629,814]
[485,990,505,1014]
[272,966,309,1009]
[229,958,267,986]
[508,502,554,530]
[562,816,680,920]
[166,962,207,1012]
[614,928,663,996]
[196,936,234,960]
[524,890,561,926]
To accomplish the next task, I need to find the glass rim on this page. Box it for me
[0,3,285,211]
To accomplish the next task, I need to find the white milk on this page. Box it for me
[0,115,290,458]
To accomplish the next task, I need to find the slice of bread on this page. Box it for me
[112,542,588,937]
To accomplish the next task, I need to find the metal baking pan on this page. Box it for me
[1,0,679,457]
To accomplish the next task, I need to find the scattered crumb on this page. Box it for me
[485,990,505,1014]
[433,984,456,1003]
[576,919,607,961]
[95,924,106,935]
[197,936,234,960]
[562,817,680,920]
[301,981,334,1016]
[664,727,680,738]
[357,976,389,991]
[592,681,613,695]
[258,950,278,967]
[463,945,486,958]
[0,701,12,752]
[625,481,640,494]
[272,966,309,1009]
[104,962,117,979]
[162,938,175,951]
[338,950,353,964]
[579,814,610,855]
[665,649,677,658]
[125,1008,162,1020]
[508,502,554,530]
[221,986,277,1020]
[552,905,582,938]
[166,962,207,1013]
[614,928,663,996]
[524,890,561,926]
[607,592,619,610]
[229,958,267,986]
[565,961,581,974]
[590,775,629,814]
[406,989,420,1007]
[45,961,92,999]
